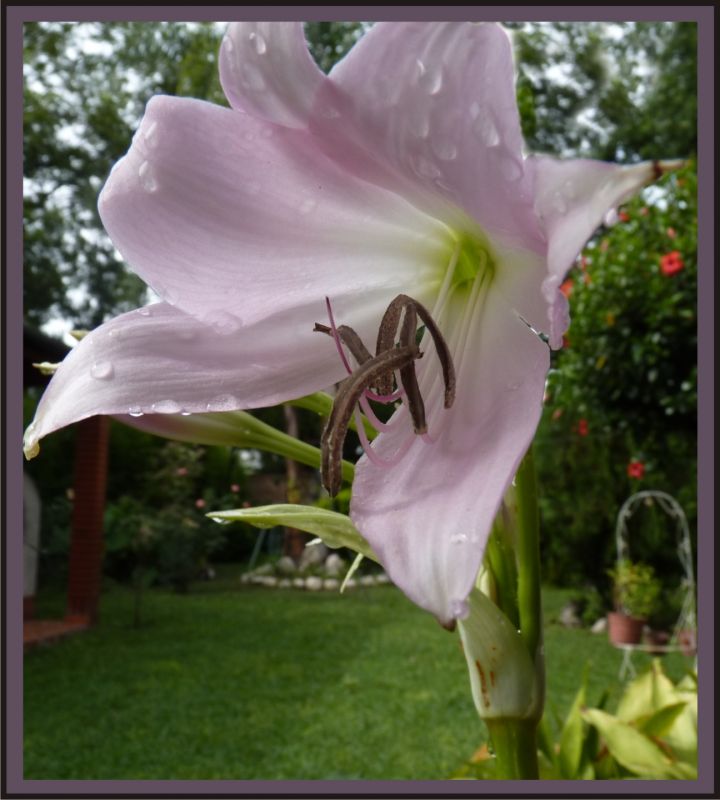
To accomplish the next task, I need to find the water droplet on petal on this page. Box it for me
[128,406,144,417]
[412,155,442,180]
[136,306,152,317]
[499,156,523,181]
[177,328,196,342]
[180,409,192,416]
[473,114,500,148]
[243,131,255,142]
[206,393,239,412]
[450,533,468,545]
[320,104,341,119]
[91,360,114,380]
[506,380,522,391]
[201,310,242,334]
[415,59,426,78]
[151,399,182,414]
[299,198,317,215]
[451,599,470,619]
[469,101,481,120]
[143,120,158,148]
[249,30,267,55]
[241,62,266,91]
[562,179,576,201]
[138,161,158,193]
[553,191,568,214]
[432,139,458,161]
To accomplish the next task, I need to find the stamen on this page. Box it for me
[322,297,354,375]
[397,303,427,434]
[322,345,419,496]
[364,387,404,403]
[353,409,416,469]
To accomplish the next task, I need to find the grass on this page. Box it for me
[23,572,692,780]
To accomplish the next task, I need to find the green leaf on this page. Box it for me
[582,708,685,779]
[639,701,688,738]
[558,665,588,778]
[207,504,378,561]
[616,659,679,722]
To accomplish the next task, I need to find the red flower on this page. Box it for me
[640,206,650,216]
[627,460,645,480]
[660,251,684,276]
[176,467,188,477]
[577,419,589,437]
[618,211,630,223]
[230,483,241,493]
[551,408,564,421]
[195,498,206,509]
[666,227,677,239]
[562,334,570,349]
[559,278,574,298]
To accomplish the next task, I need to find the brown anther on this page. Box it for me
[321,345,419,495]
[314,294,456,496]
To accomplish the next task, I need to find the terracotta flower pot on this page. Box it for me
[677,628,697,657]
[607,611,645,645]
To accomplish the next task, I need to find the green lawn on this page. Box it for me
[24,573,691,780]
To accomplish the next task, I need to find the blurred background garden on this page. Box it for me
[22,21,697,780]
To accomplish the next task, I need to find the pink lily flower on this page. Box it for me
[24,22,676,627]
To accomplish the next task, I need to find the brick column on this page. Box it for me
[66,415,109,623]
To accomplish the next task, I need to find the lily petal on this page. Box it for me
[24,301,353,459]
[350,288,550,626]
[311,22,544,254]
[219,22,325,129]
[530,157,665,347]
[99,94,449,330]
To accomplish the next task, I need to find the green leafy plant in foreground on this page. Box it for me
[453,659,697,780]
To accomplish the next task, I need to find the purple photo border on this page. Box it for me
[2,4,715,799]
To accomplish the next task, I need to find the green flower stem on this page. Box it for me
[486,447,544,779]
[515,447,542,663]
[485,719,540,780]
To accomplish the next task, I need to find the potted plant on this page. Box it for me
[607,560,662,645]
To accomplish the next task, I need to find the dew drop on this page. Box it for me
[136,306,152,317]
[151,399,182,414]
[180,409,192,416]
[91,360,114,380]
[320,105,341,119]
[561,179,576,201]
[433,139,458,161]
[260,125,274,138]
[415,59,426,78]
[206,393,240,412]
[177,328,196,342]
[412,155,442,180]
[473,114,500,147]
[553,191,568,214]
[242,62,266,91]
[128,406,144,417]
[249,30,267,55]
[506,380,521,391]
[450,533,468,545]
[138,161,158,193]
[243,131,256,142]
[499,156,523,181]
[201,309,243,334]
[143,120,158,149]
[451,599,470,619]
[469,101,481,120]
[299,198,317,215]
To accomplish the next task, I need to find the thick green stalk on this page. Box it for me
[485,719,540,779]
[514,447,543,663]
[487,447,544,779]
